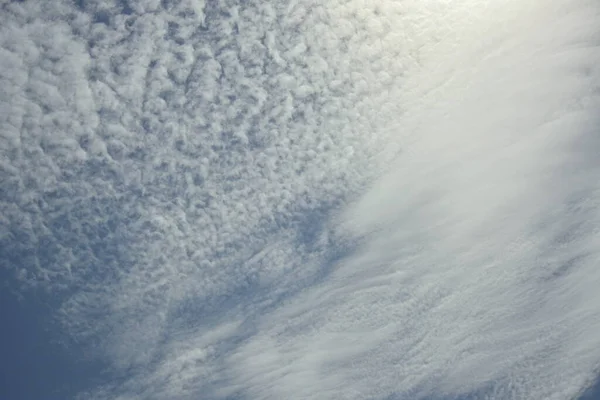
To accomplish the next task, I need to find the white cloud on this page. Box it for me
[1,0,599,399]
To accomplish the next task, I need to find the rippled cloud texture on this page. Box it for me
[1,0,600,399]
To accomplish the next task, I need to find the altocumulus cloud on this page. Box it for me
[1,0,599,399]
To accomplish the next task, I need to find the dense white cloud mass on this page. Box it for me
[1,0,599,399]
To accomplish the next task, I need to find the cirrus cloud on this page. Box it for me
[1,0,600,399]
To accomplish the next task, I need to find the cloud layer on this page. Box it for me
[1,0,600,399]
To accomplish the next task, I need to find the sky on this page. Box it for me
[1,0,600,399]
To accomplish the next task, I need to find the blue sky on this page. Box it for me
[1,0,600,399]
[0,278,97,399]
